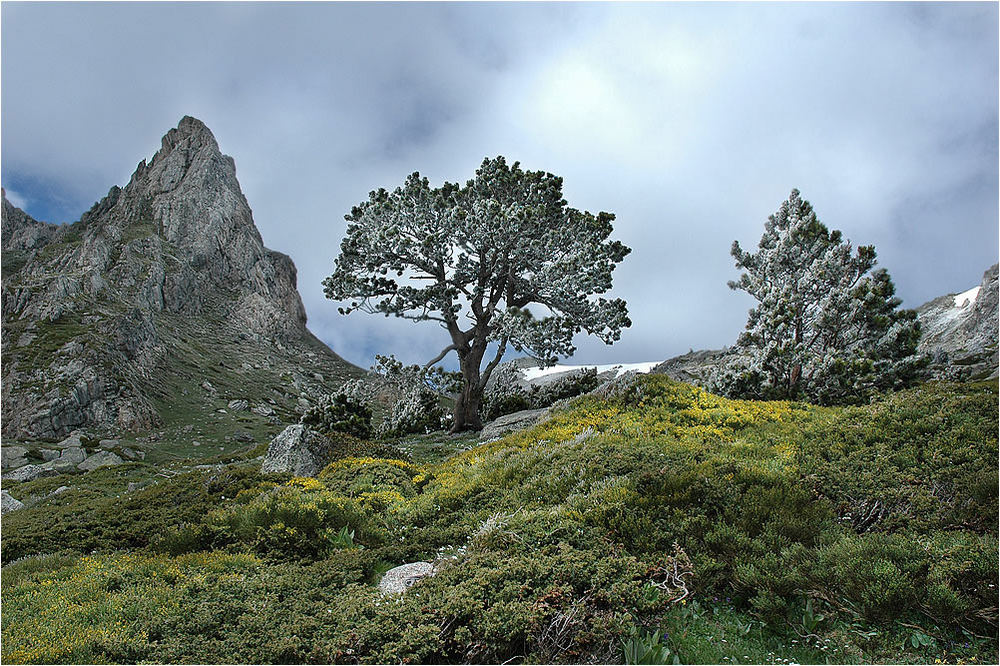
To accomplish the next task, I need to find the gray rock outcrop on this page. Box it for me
[40,458,79,475]
[1,490,24,515]
[251,403,274,417]
[916,264,999,380]
[59,446,87,465]
[77,451,124,472]
[1,445,29,469]
[261,424,334,477]
[480,407,551,441]
[2,464,51,482]
[652,348,733,385]
[378,562,437,595]
[53,432,86,449]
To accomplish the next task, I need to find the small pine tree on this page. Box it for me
[301,394,373,439]
[712,189,923,404]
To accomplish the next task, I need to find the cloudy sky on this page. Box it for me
[3,2,997,369]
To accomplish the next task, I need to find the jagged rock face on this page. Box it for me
[111,117,307,336]
[916,264,999,380]
[2,117,359,440]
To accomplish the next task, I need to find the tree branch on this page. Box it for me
[425,344,458,368]
[479,336,509,390]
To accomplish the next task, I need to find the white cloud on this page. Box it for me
[2,188,27,210]
[1,2,996,370]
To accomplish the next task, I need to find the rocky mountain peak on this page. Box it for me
[2,118,358,440]
[161,115,220,153]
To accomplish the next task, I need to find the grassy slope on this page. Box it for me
[1,376,997,664]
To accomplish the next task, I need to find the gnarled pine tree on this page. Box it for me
[324,157,631,431]
[714,189,922,404]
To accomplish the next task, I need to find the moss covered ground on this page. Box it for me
[1,376,997,664]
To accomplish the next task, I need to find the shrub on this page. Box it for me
[202,481,388,560]
[300,394,373,438]
[1,465,268,564]
[2,374,996,664]
[323,431,412,463]
[483,362,599,421]
[335,354,458,437]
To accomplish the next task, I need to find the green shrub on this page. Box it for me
[301,394,373,439]
[323,431,412,463]
[1,465,268,563]
[2,375,996,663]
[204,483,384,559]
[483,364,600,421]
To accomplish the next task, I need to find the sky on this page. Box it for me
[2,2,998,370]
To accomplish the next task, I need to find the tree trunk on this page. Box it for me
[451,383,484,433]
[450,347,486,433]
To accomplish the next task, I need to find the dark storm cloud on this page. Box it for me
[2,2,996,369]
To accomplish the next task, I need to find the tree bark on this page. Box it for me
[450,346,486,432]
[451,383,484,433]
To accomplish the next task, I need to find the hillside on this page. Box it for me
[1,375,996,664]
[1,117,361,453]
[1,117,996,666]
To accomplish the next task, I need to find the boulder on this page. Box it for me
[251,403,274,417]
[227,399,249,412]
[378,562,437,595]
[233,430,255,443]
[59,446,88,465]
[40,459,80,475]
[1,490,24,515]
[77,451,124,472]
[41,449,60,461]
[1,445,29,469]
[2,463,52,482]
[261,424,334,477]
[120,447,145,461]
[479,408,551,441]
[53,431,85,449]
[98,439,120,449]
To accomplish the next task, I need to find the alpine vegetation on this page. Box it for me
[711,189,923,404]
[324,157,632,431]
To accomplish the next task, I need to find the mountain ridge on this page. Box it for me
[2,116,360,441]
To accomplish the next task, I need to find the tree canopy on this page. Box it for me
[712,189,922,404]
[324,156,631,430]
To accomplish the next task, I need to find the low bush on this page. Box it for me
[483,363,600,421]
[2,375,996,663]
[1,465,268,564]
[300,394,373,439]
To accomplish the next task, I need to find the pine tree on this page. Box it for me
[324,157,631,431]
[712,189,922,404]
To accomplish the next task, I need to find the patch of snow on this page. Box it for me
[521,361,661,381]
[953,285,980,308]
